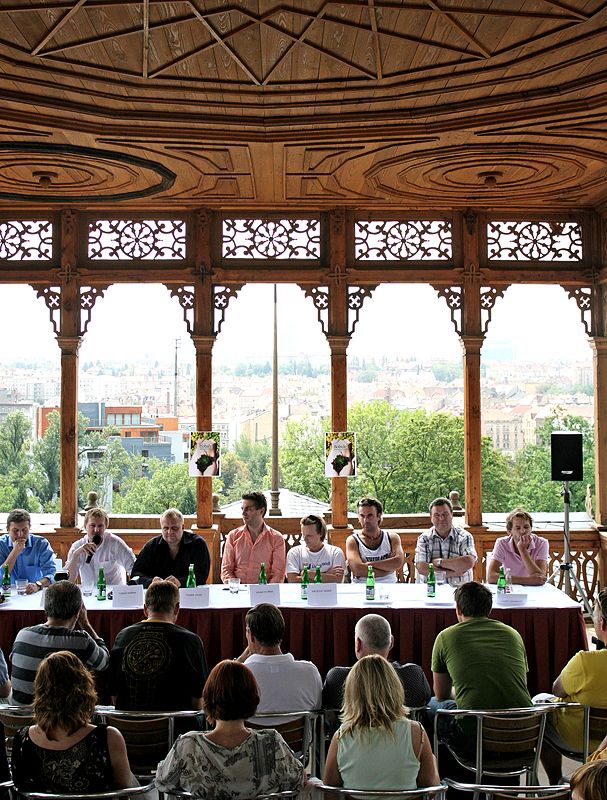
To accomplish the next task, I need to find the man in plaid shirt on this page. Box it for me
[415,497,477,586]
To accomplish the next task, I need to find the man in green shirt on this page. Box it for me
[431,581,532,722]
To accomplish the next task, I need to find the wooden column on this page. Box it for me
[327,208,351,529]
[57,210,81,531]
[190,210,217,579]
[591,336,607,527]
[460,334,484,528]
[327,334,350,527]
[460,211,485,529]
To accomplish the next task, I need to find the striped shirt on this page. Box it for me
[10,624,109,705]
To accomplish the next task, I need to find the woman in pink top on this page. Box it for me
[488,508,548,586]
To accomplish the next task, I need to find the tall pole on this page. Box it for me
[269,284,282,515]
[173,338,180,417]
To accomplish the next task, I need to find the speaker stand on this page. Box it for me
[549,481,594,617]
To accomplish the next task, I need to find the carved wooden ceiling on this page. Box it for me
[0,0,606,211]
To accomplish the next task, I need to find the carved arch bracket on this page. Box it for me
[433,285,463,336]
[214,285,243,334]
[168,284,195,334]
[564,286,594,336]
[80,286,108,335]
[32,285,61,335]
[302,285,329,334]
[348,285,377,335]
[480,286,507,334]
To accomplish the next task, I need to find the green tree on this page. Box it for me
[279,402,514,513]
[233,436,271,489]
[32,411,62,504]
[113,462,196,513]
[0,412,31,474]
[214,451,251,504]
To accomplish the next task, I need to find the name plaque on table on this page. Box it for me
[112,584,144,608]
[179,587,210,608]
[307,584,337,606]
[249,584,280,605]
[495,592,528,606]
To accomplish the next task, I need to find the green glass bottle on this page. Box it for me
[314,565,322,583]
[186,563,196,588]
[497,565,507,594]
[427,563,436,598]
[366,564,375,600]
[97,567,106,601]
[301,564,309,599]
[258,562,267,585]
[2,564,11,597]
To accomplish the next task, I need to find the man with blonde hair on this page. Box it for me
[131,507,210,588]
[286,514,345,583]
[66,506,135,586]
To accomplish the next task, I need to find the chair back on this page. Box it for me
[247,711,322,775]
[11,782,155,800]
[435,705,558,784]
[587,706,607,752]
[316,783,447,799]
[0,707,34,762]
[162,792,301,800]
[444,780,570,800]
[96,709,198,780]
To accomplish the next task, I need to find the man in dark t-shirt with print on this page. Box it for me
[109,578,207,711]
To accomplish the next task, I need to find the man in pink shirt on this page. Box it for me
[220,492,286,584]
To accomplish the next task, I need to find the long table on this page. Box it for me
[0,583,587,697]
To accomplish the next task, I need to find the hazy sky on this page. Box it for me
[3,282,592,367]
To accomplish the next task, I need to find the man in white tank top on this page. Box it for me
[346,497,404,584]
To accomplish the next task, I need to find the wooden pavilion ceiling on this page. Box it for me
[0,0,606,211]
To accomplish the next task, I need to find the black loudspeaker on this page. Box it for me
[551,431,583,481]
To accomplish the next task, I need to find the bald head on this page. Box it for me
[354,614,394,659]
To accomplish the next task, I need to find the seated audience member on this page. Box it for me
[11,581,109,705]
[415,497,477,586]
[11,650,137,794]
[431,581,532,719]
[109,578,208,710]
[0,648,10,701]
[324,655,439,790]
[488,508,548,585]
[130,507,210,588]
[323,613,431,713]
[0,508,55,594]
[156,660,305,799]
[536,588,607,784]
[286,514,345,583]
[236,603,322,717]
[571,761,607,800]
[66,506,135,586]
[221,492,285,584]
[346,497,404,584]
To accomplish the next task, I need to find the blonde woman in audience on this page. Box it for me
[324,654,439,790]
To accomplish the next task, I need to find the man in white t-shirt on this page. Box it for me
[286,515,345,583]
[66,507,135,586]
[346,497,404,583]
[236,603,322,719]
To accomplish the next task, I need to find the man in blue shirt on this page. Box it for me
[0,508,55,594]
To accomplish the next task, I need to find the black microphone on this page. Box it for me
[86,533,102,563]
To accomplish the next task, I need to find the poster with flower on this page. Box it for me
[325,431,357,477]
[189,431,221,477]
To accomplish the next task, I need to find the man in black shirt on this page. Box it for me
[130,507,210,588]
[109,579,208,711]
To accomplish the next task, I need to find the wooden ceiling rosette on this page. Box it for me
[0,0,603,213]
